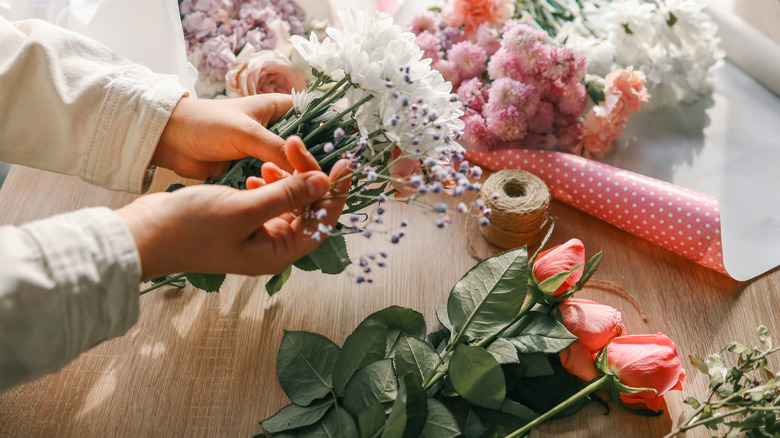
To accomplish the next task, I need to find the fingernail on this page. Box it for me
[306,173,329,197]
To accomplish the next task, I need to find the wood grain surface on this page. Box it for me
[0,164,777,437]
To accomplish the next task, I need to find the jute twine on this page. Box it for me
[479,170,551,249]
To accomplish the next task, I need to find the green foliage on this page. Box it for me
[183,272,225,293]
[261,234,605,436]
[670,326,780,438]
[266,267,292,296]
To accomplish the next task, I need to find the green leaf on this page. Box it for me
[536,263,582,295]
[342,359,398,417]
[394,336,438,383]
[333,325,388,395]
[382,373,427,438]
[266,266,292,296]
[473,409,530,438]
[573,251,603,291]
[462,410,486,438]
[707,353,727,387]
[165,183,185,192]
[261,398,334,433]
[450,345,506,410]
[500,399,537,421]
[689,354,709,374]
[507,357,588,419]
[584,74,606,105]
[277,331,340,406]
[486,338,519,365]
[683,397,700,410]
[427,329,450,355]
[436,305,452,332]
[297,407,358,438]
[184,272,226,293]
[420,399,459,438]
[358,402,386,438]
[294,255,319,272]
[357,306,427,357]
[504,312,577,354]
[757,325,772,347]
[517,353,555,378]
[308,235,351,274]
[447,247,530,341]
[529,219,555,266]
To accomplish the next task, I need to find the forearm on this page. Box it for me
[0,208,141,393]
[0,17,187,193]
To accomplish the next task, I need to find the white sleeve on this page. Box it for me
[0,207,142,393]
[0,16,188,193]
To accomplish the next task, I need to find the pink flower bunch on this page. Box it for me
[410,18,590,154]
[579,67,650,159]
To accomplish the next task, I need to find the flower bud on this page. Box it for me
[559,341,600,382]
[606,333,686,412]
[532,238,585,297]
[558,298,626,353]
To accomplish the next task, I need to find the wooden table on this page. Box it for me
[0,164,777,437]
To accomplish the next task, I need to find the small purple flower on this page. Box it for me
[315,208,327,220]
[323,142,335,153]
[491,192,500,200]
[470,166,483,178]
[401,220,408,227]
[378,193,388,203]
[381,251,388,258]
[457,202,469,213]
[434,202,448,213]
[409,175,425,187]
[391,235,400,244]
[480,217,491,227]
[334,127,345,139]
[483,208,492,217]
[357,276,366,284]
[363,229,374,238]
[311,231,322,241]
[475,199,486,210]
[350,213,361,222]
[377,260,387,268]
[376,207,386,215]
[429,182,444,193]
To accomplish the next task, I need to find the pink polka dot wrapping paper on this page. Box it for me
[466,149,729,277]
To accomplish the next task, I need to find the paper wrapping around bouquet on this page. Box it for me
[467,149,729,277]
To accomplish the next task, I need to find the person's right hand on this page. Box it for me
[117,136,349,280]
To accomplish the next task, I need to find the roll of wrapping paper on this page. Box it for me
[467,149,729,277]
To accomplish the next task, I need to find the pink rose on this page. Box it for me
[607,333,686,412]
[532,238,585,297]
[558,299,626,353]
[225,48,306,97]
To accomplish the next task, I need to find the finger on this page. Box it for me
[241,125,293,173]
[241,171,330,223]
[285,136,321,174]
[328,159,352,195]
[243,93,293,126]
[261,162,290,184]
[246,176,265,190]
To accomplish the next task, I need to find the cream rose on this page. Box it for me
[225,47,307,97]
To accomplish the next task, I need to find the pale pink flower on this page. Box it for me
[225,48,306,97]
[527,100,555,133]
[603,67,651,116]
[434,59,462,88]
[462,112,494,150]
[486,77,540,116]
[457,77,487,112]
[556,82,587,116]
[486,48,525,79]
[408,11,438,35]
[447,41,488,80]
[501,22,542,56]
[415,32,442,64]
[486,105,527,141]
[556,122,584,154]
[475,22,501,56]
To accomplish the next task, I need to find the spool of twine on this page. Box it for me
[479,170,551,249]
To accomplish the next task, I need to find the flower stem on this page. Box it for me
[506,375,612,438]
[139,273,186,295]
[303,94,374,145]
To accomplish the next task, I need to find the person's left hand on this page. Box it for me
[151,94,294,180]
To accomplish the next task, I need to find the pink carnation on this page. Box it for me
[475,22,501,56]
[580,112,619,159]
[463,112,495,150]
[556,82,587,116]
[501,22,543,56]
[457,77,487,112]
[528,100,555,133]
[434,59,462,88]
[535,46,578,83]
[486,77,540,116]
[486,48,529,80]
[486,105,527,141]
[604,67,651,117]
[408,12,438,35]
[448,41,488,80]
[555,122,584,154]
[415,32,442,64]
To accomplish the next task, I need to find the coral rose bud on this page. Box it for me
[607,333,686,412]
[559,341,600,383]
[558,298,626,353]
[532,238,585,297]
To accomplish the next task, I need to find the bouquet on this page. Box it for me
[406,0,651,160]
[259,230,687,436]
[179,0,310,98]
[145,9,487,295]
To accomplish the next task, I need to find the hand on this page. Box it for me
[118,137,350,280]
[152,94,294,180]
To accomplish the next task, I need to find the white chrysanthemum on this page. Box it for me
[291,89,316,114]
[293,8,464,158]
[555,0,723,110]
